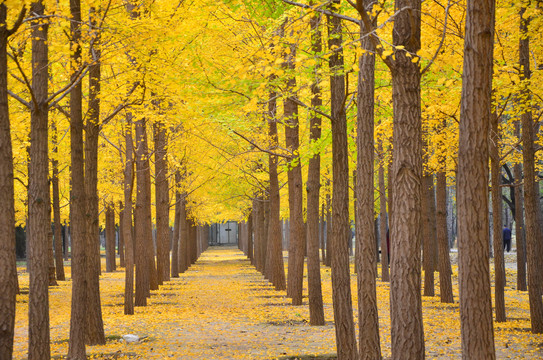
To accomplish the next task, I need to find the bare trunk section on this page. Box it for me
[490,111,506,322]
[123,119,135,315]
[436,171,453,303]
[519,6,543,334]
[389,0,425,357]
[154,123,170,283]
[84,7,105,343]
[0,5,20,357]
[135,119,149,306]
[327,2,358,357]
[306,5,325,326]
[422,173,435,297]
[514,157,526,291]
[171,172,181,278]
[247,211,253,263]
[356,5,381,357]
[378,138,389,283]
[51,120,65,282]
[67,0,87,357]
[119,205,125,268]
[179,194,189,273]
[105,204,116,272]
[457,0,496,356]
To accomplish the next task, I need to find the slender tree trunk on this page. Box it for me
[320,204,326,264]
[490,110,506,322]
[171,172,181,278]
[356,5,381,357]
[0,5,21,356]
[519,5,543,334]
[135,119,149,306]
[252,198,261,271]
[306,6,325,326]
[154,123,170,282]
[123,118,135,315]
[47,204,57,286]
[84,7,105,343]
[389,0,425,357]
[119,204,125,268]
[105,204,116,272]
[436,168,453,303]
[327,2,358,357]
[514,145,526,290]
[267,79,286,291]
[325,191,332,267]
[142,124,158,291]
[67,0,87,356]
[378,139,389,283]
[457,0,496,357]
[247,211,253,263]
[51,121,65,282]
[422,173,435,297]
[179,194,189,273]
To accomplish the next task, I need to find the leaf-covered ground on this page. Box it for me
[13,246,543,359]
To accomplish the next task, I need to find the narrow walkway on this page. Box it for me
[46,246,335,359]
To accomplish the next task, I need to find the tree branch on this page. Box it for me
[8,6,27,36]
[232,129,292,159]
[421,0,451,75]
[7,90,30,108]
[282,0,362,25]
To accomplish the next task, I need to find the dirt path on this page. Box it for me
[13,246,543,359]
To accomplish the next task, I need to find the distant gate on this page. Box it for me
[209,221,238,245]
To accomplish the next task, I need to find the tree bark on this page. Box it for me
[422,173,435,297]
[51,120,65,282]
[389,0,425,358]
[119,204,125,268]
[171,172,181,278]
[355,4,381,357]
[135,119,149,306]
[123,118,135,315]
[105,204,116,272]
[457,0,497,357]
[436,169,453,303]
[519,4,543,334]
[84,7,105,343]
[490,110,506,322]
[247,211,253,263]
[327,2,358,358]
[179,194,189,273]
[67,0,86,356]
[154,123,170,282]
[513,146,526,290]
[306,6,325,326]
[378,138,389,283]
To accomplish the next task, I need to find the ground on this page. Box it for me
[13,246,543,359]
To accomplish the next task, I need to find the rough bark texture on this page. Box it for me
[67,0,86,357]
[135,119,149,306]
[422,173,435,297]
[513,157,526,291]
[171,172,181,278]
[154,123,170,282]
[325,192,332,267]
[327,3,358,358]
[436,170,453,303]
[51,121,65,282]
[389,0,425,358]
[355,8,382,358]
[119,205,125,268]
[47,208,57,287]
[378,139,389,283]
[179,194,189,274]
[0,5,20,357]
[519,5,543,334]
[457,0,496,357]
[123,120,135,315]
[490,111,506,322]
[85,9,105,343]
[106,204,116,272]
[267,83,286,291]
[306,6,325,326]
[284,40,305,306]
[142,123,158,291]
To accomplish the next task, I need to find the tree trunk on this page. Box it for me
[519,5,543,334]
[490,110,506,322]
[325,191,332,267]
[247,211,253,263]
[0,5,21,356]
[267,79,286,291]
[123,118,135,315]
[84,7,105,343]
[171,172,181,278]
[327,3,358,358]
[142,123,158,290]
[135,119,149,306]
[389,0,425,358]
[514,155,526,291]
[106,204,116,272]
[154,123,170,282]
[47,205,57,287]
[378,138,389,283]
[355,5,381,358]
[67,0,86,356]
[179,194,189,273]
[119,204,125,268]
[306,6,325,326]
[457,0,496,357]
[436,169,453,303]
[422,173,435,297]
[51,121,65,282]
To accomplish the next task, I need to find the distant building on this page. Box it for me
[209,221,238,245]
